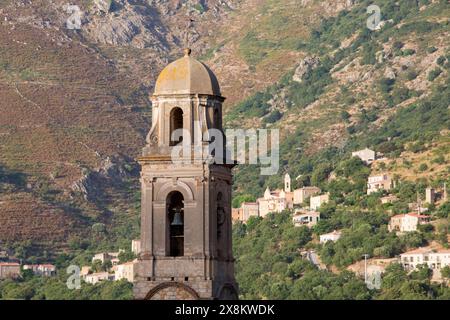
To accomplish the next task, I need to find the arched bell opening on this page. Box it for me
[169,107,184,146]
[167,191,184,257]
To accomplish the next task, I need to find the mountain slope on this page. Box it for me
[0,0,448,253]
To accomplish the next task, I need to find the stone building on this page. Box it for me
[232,202,259,223]
[367,174,392,195]
[310,194,329,210]
[388,213,430,233]
[352,148,376,164]
[292,209,320,228]
[400,247,450,279]
[293,186,321,205]
[0,262,20,279]
[133,49,238,300]
[257,174,294,217]
[85,272,113,285]
[115,261,137,283]
[23,264,56,277]
[425,187,436,205]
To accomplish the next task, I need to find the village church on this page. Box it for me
[133,49,238,300]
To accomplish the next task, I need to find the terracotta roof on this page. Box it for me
[401,247,450,255]
[391,213,429,219]
[0,262,20,266]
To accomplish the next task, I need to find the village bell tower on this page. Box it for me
[133,49,238,300]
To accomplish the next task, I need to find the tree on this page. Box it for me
[91,260,103,273]
[441,266,450,279]
[118,250,136,264]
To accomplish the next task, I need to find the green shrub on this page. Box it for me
[427,46,437,54]
[379,78,395,93]
[436,56,446,66]
[263,110,283,124]
[431,155,445,164]
[406,70,418,81]
[428,68,442,81]
[341,111,351,121]
[401,49,416,56]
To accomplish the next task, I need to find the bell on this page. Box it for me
[171,208,183,226]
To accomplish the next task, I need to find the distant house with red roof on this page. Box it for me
[388,213,430,233]
[0,262,21,279]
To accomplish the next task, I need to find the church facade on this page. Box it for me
[133,49,238,300]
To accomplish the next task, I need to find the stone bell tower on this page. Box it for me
[133,49,238,300]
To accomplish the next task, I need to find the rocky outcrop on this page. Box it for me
[71,156,137,202]
[83,1,169,50]
[293,56,320,83]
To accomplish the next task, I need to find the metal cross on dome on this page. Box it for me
[184,17,196,50]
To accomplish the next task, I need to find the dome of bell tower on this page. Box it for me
[154,48,221,96]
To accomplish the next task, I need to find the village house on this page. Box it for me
[232,202,259,223]
[367,174,392,195]
[258,174,294,217]
[310,194,329,210]
[380,195,398,204]
[80,266,91,278]
[253,173,323,219]
[400,247,450,278]
[0,262,21,279]
[23,264,56,277]
[388,213,430,233]
[115,261,136,282]
[131,240,141,255]
[84,272,114,285]
[352,148,376,164]
[92,251,123,264]
[292,210,320,228]
[232,207,240,222]
[320,230,342,243]
[293,186,321,205]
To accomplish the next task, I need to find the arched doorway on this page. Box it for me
[167,191,184,256]
[144,282,200,300]
[170,107,183,146]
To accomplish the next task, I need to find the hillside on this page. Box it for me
[0,0,448,280]
[229,0,450,197]
[0,0,364,248]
